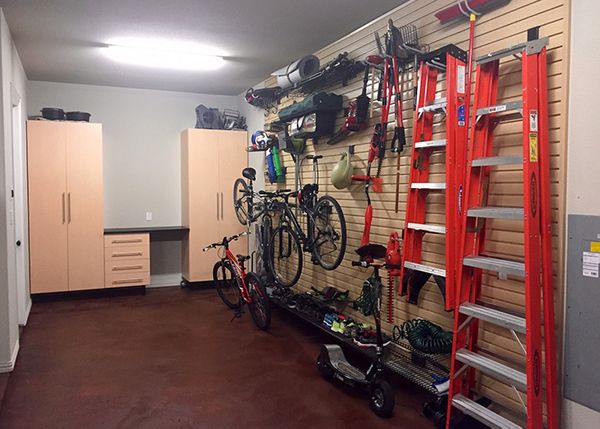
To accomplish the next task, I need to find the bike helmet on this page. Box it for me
[331,150,353,189]
[251,130,270,150]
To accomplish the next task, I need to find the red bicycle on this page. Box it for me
[203,232,271,330]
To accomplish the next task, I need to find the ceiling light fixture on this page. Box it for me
[103,38,226,71]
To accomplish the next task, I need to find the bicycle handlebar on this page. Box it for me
[352,260,400,270]
[203,231,250,251]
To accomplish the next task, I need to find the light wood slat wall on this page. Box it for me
[260,0,568,413]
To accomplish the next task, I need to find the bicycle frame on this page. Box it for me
[218,244,255,305]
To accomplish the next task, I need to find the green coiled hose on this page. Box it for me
[393,319,453,354]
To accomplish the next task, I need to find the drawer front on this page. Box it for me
[104,233,149,248]
[105,245,149,261]
[105,272,150,288]
[106,257,149,274]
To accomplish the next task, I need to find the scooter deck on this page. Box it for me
[324,344,367,382]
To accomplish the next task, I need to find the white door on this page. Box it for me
[11,85,29,325]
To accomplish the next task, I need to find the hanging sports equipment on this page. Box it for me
[399,44,468,311]
[446,31,558,429]
[273,55,320,89]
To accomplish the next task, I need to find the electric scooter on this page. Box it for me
[316,245,396,418]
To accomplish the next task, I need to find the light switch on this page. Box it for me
[145,211,153,221]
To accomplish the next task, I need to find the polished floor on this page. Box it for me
[0,287,431,429]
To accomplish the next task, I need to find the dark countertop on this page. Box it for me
[104,226,189,235]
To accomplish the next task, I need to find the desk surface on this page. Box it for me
[104,226,189,235]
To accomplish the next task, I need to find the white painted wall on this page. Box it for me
[563,0,600,426]
[0,8,27,372]
[27,81,241,286]
[239,86,265,256]
[27,81,240,227]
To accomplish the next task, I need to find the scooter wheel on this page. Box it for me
[369,379,395,418]
[316,349,334,381]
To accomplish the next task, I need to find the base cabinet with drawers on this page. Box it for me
[104,233,150,288]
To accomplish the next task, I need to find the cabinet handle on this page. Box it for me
[62,192,66,224]
[220,192,224,220]
[216,193,219,220]
[112,252,143,257]
[112,239,143,244]
[112,278,143,285]
[67,192,71,223]
[112,265,143,271]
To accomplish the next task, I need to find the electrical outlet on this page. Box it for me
[145,211,153,221]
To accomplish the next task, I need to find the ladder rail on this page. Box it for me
[446,37,556,429]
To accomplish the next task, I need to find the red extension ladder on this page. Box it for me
[446,33,558,429]
[400,44,468,311]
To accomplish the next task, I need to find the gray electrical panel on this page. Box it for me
[564,214,600,411]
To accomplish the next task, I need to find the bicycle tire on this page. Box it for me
[268,225,303,288]
[245,272,271,330]
[312,195,347,270]
[213,261,241,309]
[233,178,250,226]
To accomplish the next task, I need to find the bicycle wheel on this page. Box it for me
[213,261,241,309]
[245,272,271,330]
[233,178,250,225]
[268,225,303,288]
[312,195,347,270]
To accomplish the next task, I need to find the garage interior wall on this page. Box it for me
[562,0,600,427]
[27,81,241,286]
[260,0,568,418]
[0,8,28,371]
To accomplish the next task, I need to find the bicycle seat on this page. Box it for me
[237,255,251,262]
[242,167,256,181]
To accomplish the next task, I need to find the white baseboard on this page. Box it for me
[0,339,20,373]
[148,273,182,288]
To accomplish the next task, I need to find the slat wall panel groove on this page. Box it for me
[258,0,568,413]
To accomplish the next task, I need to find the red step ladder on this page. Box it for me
[446,32,558,429]
[400,45,468,311]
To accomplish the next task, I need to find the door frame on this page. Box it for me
[11,83,30,325]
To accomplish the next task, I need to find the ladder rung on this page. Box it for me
[452,394,522,429]
[456,349,527,391]
[459,303,526,334]
[467,207,524,220]
[476,100,522,118]
[472,155,523,167]
[418,98,447,114]
[407,223,446,234]
[463,256,525,277]
[415,139,447,149]
[404,261,446,277]
[411,182,446,190]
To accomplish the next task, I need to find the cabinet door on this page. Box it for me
[184,130,222,281]
[218,131,248,257]
[66,123,105,290]
[27,121,69,293]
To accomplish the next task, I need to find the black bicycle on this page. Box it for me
[233,157,347,288]
[267,155,346,287]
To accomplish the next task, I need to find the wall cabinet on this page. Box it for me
[181,129,248,282]
[27,120,104,293]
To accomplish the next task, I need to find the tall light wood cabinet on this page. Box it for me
[27,120,104,293]
[181,129,248,282]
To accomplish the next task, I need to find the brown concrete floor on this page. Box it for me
[0,287,433,429]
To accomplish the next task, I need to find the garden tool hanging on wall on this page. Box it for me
[355,20,421,260]
[327,63,371,145]
[385,232,402,323]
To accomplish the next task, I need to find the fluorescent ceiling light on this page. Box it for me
[104,38,226,71]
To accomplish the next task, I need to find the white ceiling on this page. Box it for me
[0,0,404,95]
